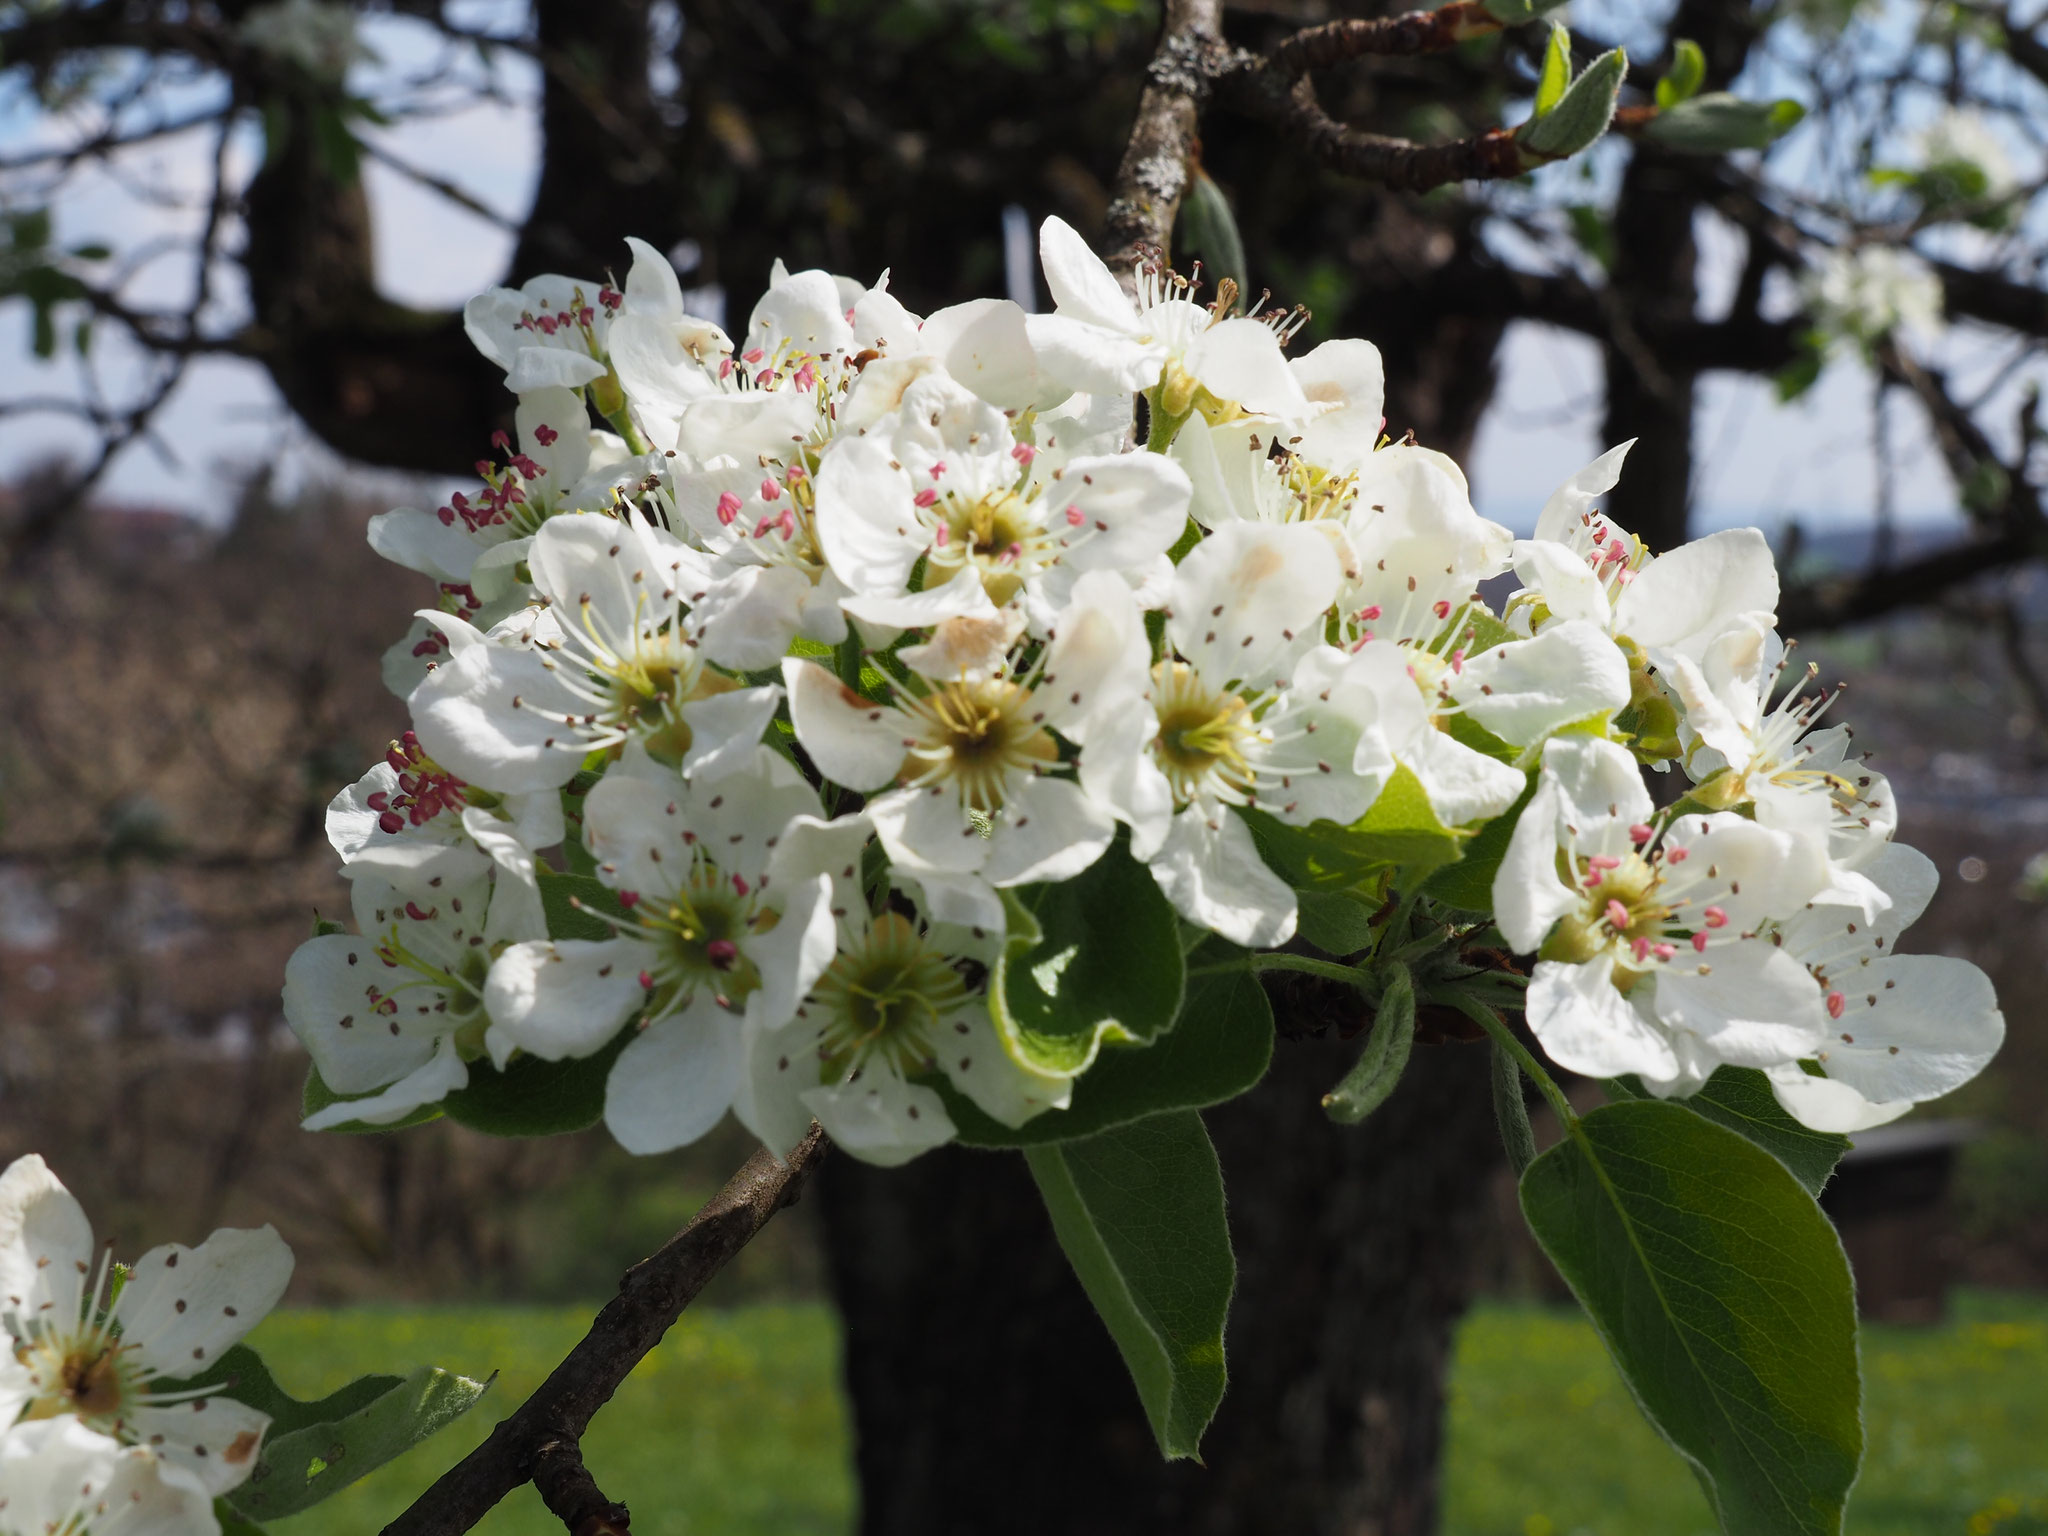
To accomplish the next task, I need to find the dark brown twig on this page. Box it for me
[1103,0,1227,280]
[379,1125,830,1536]
[1264,2,1498,74]
[531,1439,630,1536]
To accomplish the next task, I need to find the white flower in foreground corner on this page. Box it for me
[409,511,780,794]
[283,872,499,1129]
[484,744,871,1155]
[0,1417,214,1536]
[1495,735,1832,1093]
[737,892,1069,1167]
[1080,523,1358,949]
[1025,215,1309,419]
[1762,841,2004,1132]
[0,1156,291,1496]
[782,570,1132,934]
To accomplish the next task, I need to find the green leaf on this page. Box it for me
[1323,961,1414,1124]
[158,1345,396,1436]
[1025,1111,1234,1460]
[440,1031,631,1137]
[1177,167,1247,302]
[1491,1040,1537,1175]
[1566,203,1616,269]
[301,1064,443,1135]
[1520,47,1626,161]
[225,1365,492,1520]
[1534,23,1572,117]
[992,837,1185,1080]
[1605,1067,1851,1197]
[1295,889,1378,956]
[1424,774,1534,912]
[215,1498,268,1536]
[1644,94,1807,154]
[1243,766,1465,896]
[1656,38,1707,109]
[1774,341,1825,402]
[537,866,625,940]
[1520,1101,1862,1536]
[944,962,1273,1147]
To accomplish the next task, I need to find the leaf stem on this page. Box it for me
[1249,951,1378,991]
[1428,986,1576,1127]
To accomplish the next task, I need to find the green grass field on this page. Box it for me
[244,1294,2048,1536]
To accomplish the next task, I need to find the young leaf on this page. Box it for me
[1520,48,1627,161]
[1026,1111,1234,1460]
[440,1031,631,1137]
[1491,1040,1538,1175]
[1177,168,1247,302]
[1534,23,1572,117]
[1656,38,1708,109]
[1323,961,1414,1124]
[1424,774,1534,912]
[992,837,1185,1080]
[1520,1101,1862,1536]
[943,961,1273,1147]
[1605,1067,1851,1197]
[1243,766,1465,896]
[226,1366,493,1520]
[537,866,626,941]
[1644,94,1807,154]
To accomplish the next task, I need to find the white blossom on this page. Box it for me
[1798,246,1945,349]
[464,276,615,393]
[0,1158,290,1497]
[0,1418,214,1536]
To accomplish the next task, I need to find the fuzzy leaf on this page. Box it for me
[1521,1101,1862,1536]
[1534,23,1572,117]
[1323,961,1414,1124]
[1520,48,1627,160]
[1177,168,1247,301]
[1026,1111,1233,1460]
[1657,38,1708,109]
[1644,94,1806,154]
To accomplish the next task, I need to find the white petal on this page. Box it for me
[125,1396,273,1496]
[1403,728,1526,828]
[118,1226,292,1379]
[1291,338,1385,472]
[782,659,910,791]
[1457,622,1631,745]
[1037,215,1136,333]
[1663,812,1829,934]
[367,509,478,584]
[940,1003,1070,1127]
[1077,705,1174,858]
[0,1156,91,1327]
[283,935,440,1094]
[623,235,684,316]
[1650,942,1829,1068]
[1617,528,1780,661]
[983,775,1115,887]
[744,875,841,1035]
[922,297,1070,411]
[582,759,693,896]
[517,386,593,489]
[505,347,607,392]
[409,642,586,794]
[748,268,856,359]
[801,1074,957,1167]
[1532,440,1634,544]
[1169,521,1340,688]
[1540,734,1656,839]
[1039,451,1192,576]
[693,565,813,671]
[891,867,1007,936]
[302,1035,469,1130]
[1186,317,1310,418]
[1814,953,2003,1105]
[1512,538,1611,628]
[1023,312,1163,398]
[679,684,784,782]
[816,435,927,599]
[870,786,990,876]
[604,996,745,1154]
[1035,569,1152,737]
[1492,778,1576,953]
[675,386,816,465]
[1763,1066,1912,1134]
[1527,956,1680,1079]
[482,937,646,1066]
[840,568,999,632]
[735,1018,826,1158]
[1148,807,1296,949]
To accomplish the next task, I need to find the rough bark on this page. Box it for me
[821,1005,1502,1536]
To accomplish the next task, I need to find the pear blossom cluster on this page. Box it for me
[0,1157,294,1536]
[285,214,2001,1166]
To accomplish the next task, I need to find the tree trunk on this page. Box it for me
[821,1007,1503,1536]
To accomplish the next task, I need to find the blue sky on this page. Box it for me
[0,2,2033,540]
